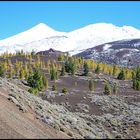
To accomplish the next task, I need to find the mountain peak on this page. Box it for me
[0,22,140,55]
[36,22,47,26]
[84,22,117,28]
[29,23,56,33]
[0,23,60,46]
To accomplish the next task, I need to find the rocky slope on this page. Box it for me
[0,77,140,139]
[0,78,69,139]
[36,48,67,58]
[75,39,140,67]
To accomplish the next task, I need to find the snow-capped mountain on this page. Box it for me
[0,22,140,55]
[75,39,140,67]
[0,23,66,46]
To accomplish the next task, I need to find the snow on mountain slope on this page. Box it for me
[0,23,66,46]
[68,23,140,55]
[0,22,140,55]
[18,36,76,53]
[75,39,140,67]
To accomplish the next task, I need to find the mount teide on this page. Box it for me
[0,22,140,55]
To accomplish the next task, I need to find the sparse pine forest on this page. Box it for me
[0,49,139,97]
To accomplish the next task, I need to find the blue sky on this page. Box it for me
[0,1,140,39]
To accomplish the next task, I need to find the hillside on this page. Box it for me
[0,78,69,139]
[0,77,140,139]
[75,39,140,67]
[0,50,139,139]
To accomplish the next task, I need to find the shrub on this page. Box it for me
[27,69,43,92]
[83,62,89,76]
[50,67,58,81]
[42,75,48,89]
[89,79,94,94]
[0,65,5,77]
[104,82,111,95]
[60,65,66,76]
[95,64,100,74]
[58,53,64,61]
[52,84,57,91]
[117,69,125,80]
[65,60,77,75]
[28,88,39,96]
[62,87,68,94]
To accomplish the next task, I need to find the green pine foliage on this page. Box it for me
[65,59,77,75]
[133,66,140,91]
[19,69,25,80]
[28,88,39,96]
[52,84,57,91]
[95,64,100,74]
[112,65,117,77]
[104,82,111,95]
[83,62,89,76]
[62,87,68,94]
[89,79,94,94]
[60,65,66,76]
[117,69,125,80]
[58,53,64,61]
[27,69,43,92]
[50,67,58,81]
[0,65,5,77]
[42,75,48,89]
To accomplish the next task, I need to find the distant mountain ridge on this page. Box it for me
[36,48,67,58]
[75,39,140,67]
[0,22,140,55]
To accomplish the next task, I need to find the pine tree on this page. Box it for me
[27,69,43,91]
[132,70,136,80]
[47,65,51,75]
[52,84,57,91]
[89,79,94,94]
[3,70,6,78]
[83,62,89,76]
[33,69,43,90]
[60,65,66,76]
[9,68,14,78]
[132,67,140,91]
[31,49,35,56]
[136,66,140,81]
[29,55,32,64]
[133,79,137,89]
[19,69,25,80]
[42,75,48,89]
[25,71,29,80]
[117,69,125,80]
[65,60,70,73]
[104,82,111,95]
[50,67,58,81]
[136,80,140,91]
[0,65,5,77]
[71,63,77,75]
[112,65,117,76]
[28,88,39,96]
[95,64,100,74]
[62,87,68,94]
[65,59,77,75]
[3,61,7,73]
[58,53,64,61]
[29,66,33,76]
